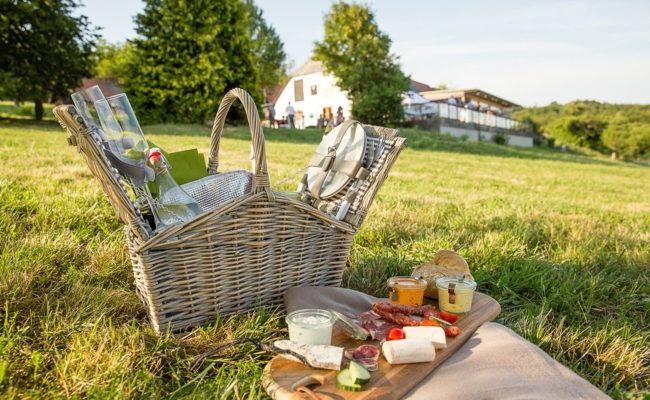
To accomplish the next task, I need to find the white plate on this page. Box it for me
[306,123,366,199]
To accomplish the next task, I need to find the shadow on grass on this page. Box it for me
[143,123,636,168]
[401,128,628,168]
[0,117,59,128]
[142,123,324,146]
[2,119,643,169]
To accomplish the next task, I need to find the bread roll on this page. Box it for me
[411,250,472,298]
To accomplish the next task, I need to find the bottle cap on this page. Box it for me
[148,148,162,163]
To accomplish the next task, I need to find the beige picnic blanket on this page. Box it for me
[284,286,609,400]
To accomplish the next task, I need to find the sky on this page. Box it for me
[80,0,650,107]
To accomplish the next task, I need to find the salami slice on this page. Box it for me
[344,344,380,371]
[358,310,381,323]
[362,302,462,339]
[360,317,398,340]
[372,301,437,317]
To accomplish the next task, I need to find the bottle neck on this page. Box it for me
[154,165,178,191]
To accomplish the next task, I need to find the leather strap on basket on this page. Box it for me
[309,119,361,199]
[208,88,273,200]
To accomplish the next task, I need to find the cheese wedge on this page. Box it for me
[403,326,447,349]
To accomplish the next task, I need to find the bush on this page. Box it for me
[546,136,556,148]
[513,100,650,158]
[547,116,606,150]
[602,115,650,158]
[493,131,508,145]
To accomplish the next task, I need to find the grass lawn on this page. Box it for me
[0,101,55,122]
[0,119,648,398]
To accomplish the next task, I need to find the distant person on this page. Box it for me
[335,106,344,126]
[317,114,324,129]
[286,102,295,128]
[324,116,334,133]
[295,111,303,129]
[268,103,276,128]
[465,100,477,123]
[486,109,495,126]
[447,96,457,106]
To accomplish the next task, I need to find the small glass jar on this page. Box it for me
[436,276,477,313]
[286,309,335,345]
[387,276,427,306]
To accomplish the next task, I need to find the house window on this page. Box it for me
[310,85,318,95]
[294,79,304,101]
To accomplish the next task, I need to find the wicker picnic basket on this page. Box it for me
[54,88,405,334]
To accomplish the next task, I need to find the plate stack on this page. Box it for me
[299,121,406,228]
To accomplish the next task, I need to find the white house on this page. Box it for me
[270,59,438,128]
[270,60,532,147]
[272,59,352,128]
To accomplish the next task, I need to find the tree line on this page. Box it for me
[4,0,647,157]
[514,101,650,159]
[1,0,409,126]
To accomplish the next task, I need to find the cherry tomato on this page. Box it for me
[420,319,440,327]
[439,311,459,324]
[385,327,406,341]
[443,326,461,337]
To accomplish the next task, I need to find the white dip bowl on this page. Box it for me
[285,309,335,345]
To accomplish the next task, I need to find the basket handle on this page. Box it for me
[208,88,273,198]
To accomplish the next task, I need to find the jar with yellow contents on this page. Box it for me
[387,276,427,306]
[436,276,477,313]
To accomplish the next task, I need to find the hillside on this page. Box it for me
[514,100,650,159]
[0,122,648,398]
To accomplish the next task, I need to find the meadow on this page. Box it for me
[0,117,648,399]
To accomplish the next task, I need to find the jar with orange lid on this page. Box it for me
[387,276,427,306]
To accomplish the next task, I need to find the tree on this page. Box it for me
[623,124,650,158]
[601,113,627,159]
[602,114,650,159]
[314,1,410,126]
[94,39,134,86]
[513,100,650,158]
[546,116,606,150]
[0,0,98,120]
[244,0,287,98]
[126,0,261,124]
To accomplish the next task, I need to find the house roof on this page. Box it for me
[292,59,325,77]
[265,84,285,105]
[409,80,434,93]
[420,88,521,108]
[291,60,434,94]
[79,77,123,97]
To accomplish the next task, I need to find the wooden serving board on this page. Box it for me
[263,292,500,400]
